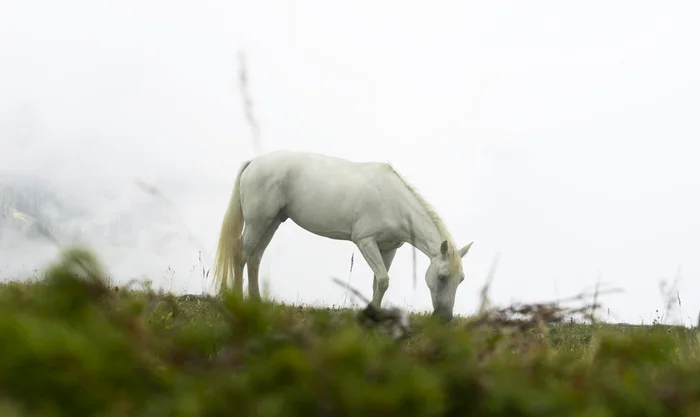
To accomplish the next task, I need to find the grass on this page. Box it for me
[1,246,700,416]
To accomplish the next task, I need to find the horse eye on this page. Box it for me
[438,275,447,282]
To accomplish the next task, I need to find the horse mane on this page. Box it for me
[385,164,462,273]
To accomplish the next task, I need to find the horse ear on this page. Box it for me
[458,242,473,258]
[440,240,449,256]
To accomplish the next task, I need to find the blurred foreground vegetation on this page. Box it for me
[1,248,700,416]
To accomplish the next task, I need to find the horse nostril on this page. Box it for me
[432,310,453,324]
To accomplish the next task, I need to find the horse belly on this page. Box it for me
[284,186,358,241]
[283,172,368,241]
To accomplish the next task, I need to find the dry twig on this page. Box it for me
[466,286,624,332]
[331,277,411,340]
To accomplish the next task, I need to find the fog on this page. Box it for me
[2,1,700,325]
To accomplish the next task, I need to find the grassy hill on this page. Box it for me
[1,247,698,416]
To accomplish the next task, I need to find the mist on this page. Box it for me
[2,0,700,325]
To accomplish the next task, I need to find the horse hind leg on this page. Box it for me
[245,217,282,300]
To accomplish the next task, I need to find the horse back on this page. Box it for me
[240,151,402,240]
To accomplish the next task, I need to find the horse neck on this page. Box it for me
[400,199,444,259]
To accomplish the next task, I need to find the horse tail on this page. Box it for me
[213,160,251,293]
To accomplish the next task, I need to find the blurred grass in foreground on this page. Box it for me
[1,247,699,416]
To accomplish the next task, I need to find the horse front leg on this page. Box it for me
[355,238,392,309]
[372,248,397,306]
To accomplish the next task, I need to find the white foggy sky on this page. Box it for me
[2,0,700,324]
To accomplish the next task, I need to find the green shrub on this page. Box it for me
[0,247,699,416]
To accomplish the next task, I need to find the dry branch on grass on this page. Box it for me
[331,277,412,340]
[331,272,624,344]
[466,286,624,333]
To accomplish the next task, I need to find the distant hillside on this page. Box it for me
[0,174,181,248]
[0,174,83,241]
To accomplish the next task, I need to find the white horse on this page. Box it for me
[213,150,473,322]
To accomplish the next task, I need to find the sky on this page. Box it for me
[1,0,699,325]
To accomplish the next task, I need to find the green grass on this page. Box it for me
[1,247,699,416]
